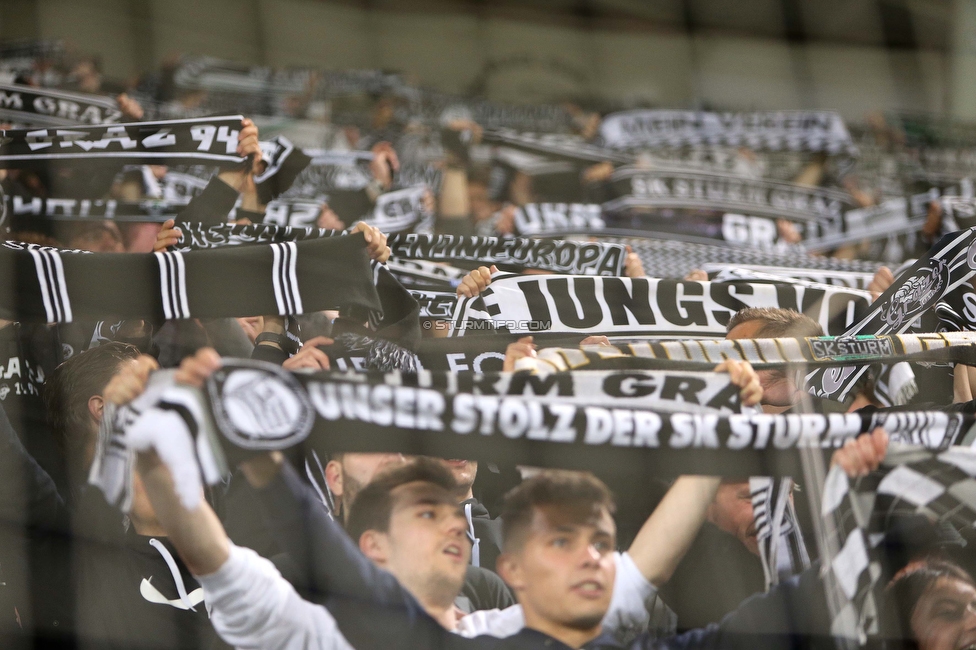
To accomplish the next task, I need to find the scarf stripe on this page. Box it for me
[28,247,71,323]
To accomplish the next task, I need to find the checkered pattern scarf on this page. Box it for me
[820,445,976,644]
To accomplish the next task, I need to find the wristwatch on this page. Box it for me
[254,331,299,356]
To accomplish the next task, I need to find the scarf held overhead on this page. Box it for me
[0,115,248,168]
[388,234,627,276]
[0,82,122,126]
[597,110,856,156]
[0,235,379,323]
[807,227,976,403]
[190,359,972,478]
[449,274,871,338]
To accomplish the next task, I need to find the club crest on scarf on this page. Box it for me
[879,258,948,329]
[207,361,314,449]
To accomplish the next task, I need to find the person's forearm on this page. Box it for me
[176,174,240,227]
[137,457,230,576]
[627,475,720,587]
[200,544,347,650]
[439,168,469,219]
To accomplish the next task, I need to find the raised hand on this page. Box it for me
[831,427,888,477]
[503,336,537,372]
[153,219,182,252]
[350,221,391,263]
[457,265,497,298]
[714,359,763,407]
[283,336,334,371]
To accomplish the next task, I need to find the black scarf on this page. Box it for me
[596,109,856,156]
[450,274,870,338]
[0,82,122,126]
[808,227,976,402]
[169,223,341,252]
[618,236,883,281]
[702,265,875,291]
[95,360,971,490]
[0,116,248,168]
[389,234,627,276]
[5,194,181,222]
[0,235,380,323]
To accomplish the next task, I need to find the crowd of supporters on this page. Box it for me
[0,40,974,650]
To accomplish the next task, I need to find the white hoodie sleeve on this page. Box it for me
[456,551,672,643]
[197,544,354,650]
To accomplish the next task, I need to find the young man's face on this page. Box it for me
[380,481,470,601]
[911,576,976,650]
[500,504,616,633]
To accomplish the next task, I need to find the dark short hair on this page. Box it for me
[500,470,616,552]
[726,307,824,338]
[346,457,458,543]
[883,557,976,640]
[44,342,140,480]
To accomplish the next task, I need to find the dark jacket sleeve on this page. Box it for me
[652,565,833,650]
[254,462,409,604]
[249,343,290,365]
[0,404,66,532]
[175,176,240,227]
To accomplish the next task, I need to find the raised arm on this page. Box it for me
[627,476,721,588]
[104,352,346,650]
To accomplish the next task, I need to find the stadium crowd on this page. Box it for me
[0,40,974,650]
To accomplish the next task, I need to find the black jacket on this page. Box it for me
[460,496,504,574]
[73,521,228,650]
[255,463,835,650]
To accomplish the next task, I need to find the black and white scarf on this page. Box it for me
[259,199,325,228]
[410,290,460,320]
[617,236,883,281]
[5,194,182,222]
[603,170,915,251]
[278,152,440,202]
[94,360,972,500]
[481,128,633,164]
[389,234,627,276]
[386,259,464,292]
[0,116,248,168]
[450,274,870,338]
[750,477,810,591]
[365,186,434,234]
[0,82,122,126]
[0,235,379,323]
[701,265,876,291]
[942,195,976,229]
[280,153,374,197]
[494,332,976,372]
[169,223,341,252]
[596,110,856,156]
[605,167,857,224]
[411,90,574,133]
[0,41,64,81]
[173,56,403,103]
[509,203,606,236]
[808,227,976,403]
[821,446,976,643]
[157,168,215,202]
